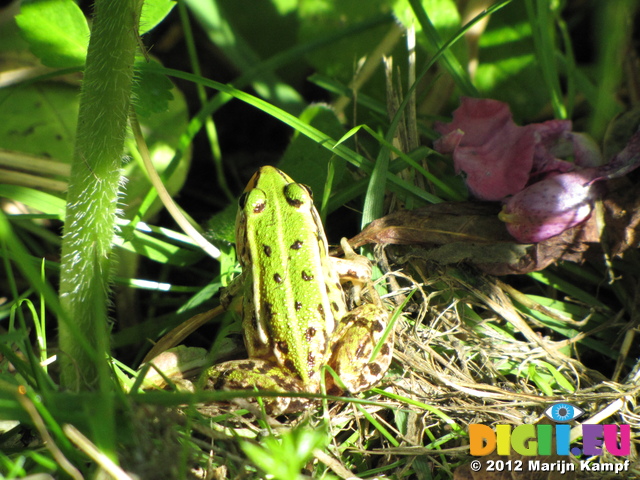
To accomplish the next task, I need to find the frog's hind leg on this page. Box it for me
[327,303,393,395]
[201,359,310,414]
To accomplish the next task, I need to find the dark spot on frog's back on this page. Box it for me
[317,304,325,318]
[287,399,307,411]
[331,301,340,313]
[284,359,297,373]
[305,327,316,340]
[353,318,370,330]
[276,341,289,354]
[373,320,384,332]
[307,352,315,367]
[273,273,283,284]
[380,343,390,356]
[295,301,303,311]
[291,240,303,250]
[263,244,272,257]
[263,301,274,321]
[301,270,314,281]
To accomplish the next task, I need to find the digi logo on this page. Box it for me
[469,403,631,457]
[543,403,585,423]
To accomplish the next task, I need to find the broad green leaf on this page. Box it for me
[298,0,393,86]
[0,68,188,216]
[0,83,79,163]
[271,0,297,15]
[0,6,31,55]
[133,60,174,117]
[15,0,89,68]
[139,0,176,35]
[206,203,236,245]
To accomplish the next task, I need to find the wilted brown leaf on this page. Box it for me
[600,177,640,257]
[348,180,639,275]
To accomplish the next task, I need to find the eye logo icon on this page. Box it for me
[544,402,585,423]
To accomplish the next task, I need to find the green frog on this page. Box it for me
[201,166,393,414]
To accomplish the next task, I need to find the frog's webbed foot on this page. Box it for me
[219,271,246,311]
[332,238,382,308]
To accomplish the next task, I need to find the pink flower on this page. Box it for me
[433,97,602,201]
[498,170,598,243]
[434,98,536,200]
[432,97,639,243]
[500,128,640,243]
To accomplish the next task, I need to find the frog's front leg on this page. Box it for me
[331,238,377,308]
[219,268,246,311]
[201,360,312,414]
[325,303,392,395]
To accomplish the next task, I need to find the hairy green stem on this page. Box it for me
[59,0,142,390]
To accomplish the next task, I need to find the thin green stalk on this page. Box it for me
[58,0,143,397]
[556,15,577,119]
[525,0,567,119]
[589,0,636,139]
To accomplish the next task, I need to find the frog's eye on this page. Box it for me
[283,183,312,208]
[543,403,585,423]
[240,189,268,214]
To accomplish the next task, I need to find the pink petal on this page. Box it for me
[530,120,574,176]
[499,170,598,243]
[434,97,536,200]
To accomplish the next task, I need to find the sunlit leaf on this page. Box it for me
[0,83,78,163]
[139,0,176,35]
[16,0,89,68]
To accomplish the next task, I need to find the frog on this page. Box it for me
[200,166,393,414]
